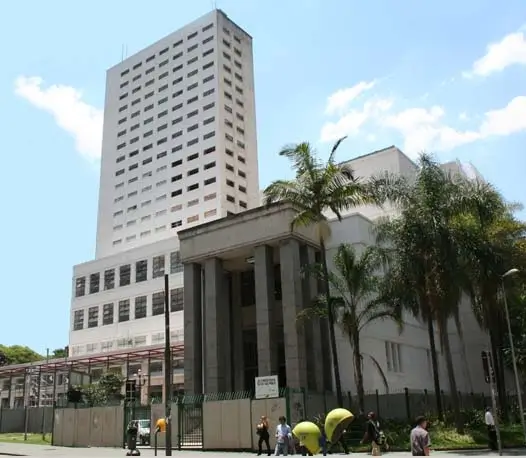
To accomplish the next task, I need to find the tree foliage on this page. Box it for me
[75,372,125,407]
[0,345,42,365]
[264,137,380,406]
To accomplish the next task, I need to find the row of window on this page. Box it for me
[111,208,219,246]
[69,329,184,357]
[72,287,184,331]
[119,23,243,82]
[115,112,245,163]
[74,251,183,297]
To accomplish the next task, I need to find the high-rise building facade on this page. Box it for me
[68,10,260,367]
[96,9,259,259]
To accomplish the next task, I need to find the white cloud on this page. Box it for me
[479,95,526,136]
[464,31,526,78]
[14,76,103,161]
[320,86,526,157]
[320,97,393,142]
[324,80,375,115]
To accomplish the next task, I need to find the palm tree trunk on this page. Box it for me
[454,314,473,392]
[351,333,365,414]
[319,239,343,406]
[438,315,463,434]
[490,326,509,421]
[427,317,444,420]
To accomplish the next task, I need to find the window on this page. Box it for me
[385,341,403,373]
[73,310,84,331]
[75,277,86,297]
[170,288,184,312]
[204,192,216,201]
[103,303,114,325]
[136,260,148,282]
[204,161,215,170]
[227,194,235,203]
[171,220,182,228]
[188,168,199,176]
[204,146,216,155]
[187,183,199,191]
[239,201,247,209]
[187,215,199,223]
[89,273,100,294]
[104,269,115,290]
[187,153,199,161]
[152,292,165,316]
[120,264,131,286]
[205,209,217,218]
[118,300,130,322]
[170,251,183,273]
[204,177,216,185]
[88,307,99,328]
[153,255,165,278]
[238,170,246,178]
[135,296,147,319]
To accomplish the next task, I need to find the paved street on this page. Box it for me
[0,443,526,457]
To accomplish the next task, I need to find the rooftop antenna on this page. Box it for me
[121,44,124,62]
[212,0,217,9]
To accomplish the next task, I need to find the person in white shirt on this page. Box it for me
[485,407,497,451]
[275,416,292,456]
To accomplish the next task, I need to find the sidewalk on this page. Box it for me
[0,443,524,457]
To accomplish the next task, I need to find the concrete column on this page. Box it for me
[203,257,229,393]
[304,245,325,393]
[280,239,308,388]
[254,245,278,377]
[183,263,203,394]
[231,272,245,390]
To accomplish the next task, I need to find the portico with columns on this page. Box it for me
[178,202,332,394]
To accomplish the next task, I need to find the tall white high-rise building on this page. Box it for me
[68,10,260,372]
[96,9,259,259]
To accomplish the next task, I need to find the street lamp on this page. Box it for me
[133,369,147,404]
[501,267,526,444]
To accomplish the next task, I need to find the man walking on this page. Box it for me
[410,416,430,456]
[275,416,292,456]
[485,407,498,451]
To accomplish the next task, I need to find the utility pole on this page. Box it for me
[164,273,172,456]
[41,348,49,440]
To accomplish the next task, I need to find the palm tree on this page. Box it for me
[452,180,526,417]
[373,154,470,431]
[264,137,378,406]
[302,243,402,413]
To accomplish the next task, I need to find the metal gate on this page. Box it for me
[123,401,151,447]
[177,400,203,448]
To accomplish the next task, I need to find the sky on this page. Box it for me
[1,0,525,354]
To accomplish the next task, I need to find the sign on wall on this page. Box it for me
[255,375,279,399]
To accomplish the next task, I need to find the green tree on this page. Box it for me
[264,137,378,406]
[374,154,470,431]
[0,345,42,365]
[78,372,125,407]
[452,181,526,418]
[301,243,402,412]
[52,348,67,358]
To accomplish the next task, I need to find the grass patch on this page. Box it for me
[0,433,52,445]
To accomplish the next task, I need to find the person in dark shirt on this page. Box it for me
[361,412,382,456]
[256,415,272,456]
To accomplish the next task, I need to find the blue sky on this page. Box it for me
[1,0,525,354]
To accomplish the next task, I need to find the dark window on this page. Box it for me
[103,303,114,325]
[170,288,184,312]
[170,252,183,273]
[136,260,148,282]
[152,255,165,278]
[73,310,84,331]
[118,300,130,322]
[75,277,86,297]
[89,273,100,294]
[135,296,147,319]
[88,306,99,328]
[152,292,165,316]
[104,269,115,290]
[120,264,131,286]
[240,270,255,307]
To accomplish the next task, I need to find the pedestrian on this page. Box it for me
[485,406,498,451]
[361,412,383,456]
[410,416,431,456]
[275,416,292,456]
[257,415,272,456]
